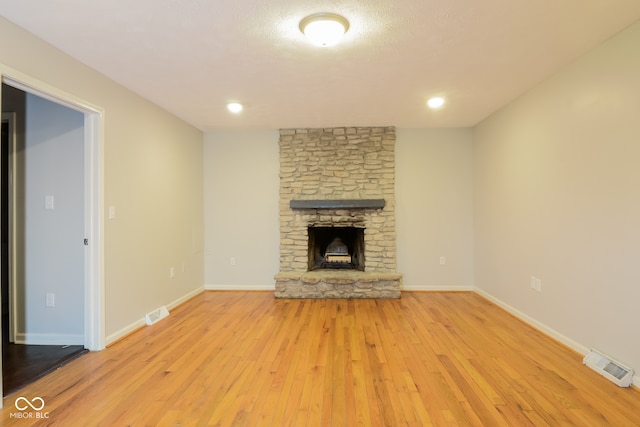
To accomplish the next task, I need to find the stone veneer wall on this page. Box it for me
[276,127,401,298]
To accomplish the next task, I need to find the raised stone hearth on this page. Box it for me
[276,127,402,298]
[275,271,402,299]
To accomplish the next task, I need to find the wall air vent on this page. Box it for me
[583,349,634,387]
[145,305,170,326]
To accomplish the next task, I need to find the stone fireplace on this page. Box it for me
[275,127,402,298]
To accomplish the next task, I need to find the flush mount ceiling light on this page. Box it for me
[299,13,350,47]
[427,97,445,109]
[227,102,243,113]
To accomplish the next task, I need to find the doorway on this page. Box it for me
[0,80,104,397]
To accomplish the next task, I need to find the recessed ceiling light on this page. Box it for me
[227,102,243,114]
[427,97,445,109]
[299,13,350,47]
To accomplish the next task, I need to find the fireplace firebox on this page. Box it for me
[308,226,365,271]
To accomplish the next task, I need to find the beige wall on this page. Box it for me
[203,130,280,289]
[396,128,474,289]
[474,21,640,374]
[0,17,204,343]
[203,128,474,290]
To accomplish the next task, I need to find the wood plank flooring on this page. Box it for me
[2,343,87,396]
[1,291,638,426]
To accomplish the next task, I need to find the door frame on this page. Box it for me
[1,71,105,355]
[1,111,17,344]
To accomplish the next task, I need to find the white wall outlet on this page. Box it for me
[169,267,175,279]
[46,293,55,307]
[45,195,55,210]
[230,257,237,266]
[108,205,116,220]
[439,256,446,265]
[531,276,542,291]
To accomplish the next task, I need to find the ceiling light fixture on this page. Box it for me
[427,97,445,109]
[227,102,243,114]
[299,13,350,47]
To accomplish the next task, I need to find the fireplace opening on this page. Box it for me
[308,226,365,271]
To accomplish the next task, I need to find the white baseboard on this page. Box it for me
[473,288,590,355]
[106,286,205,346]
[166,286,205,310]
[202,285,639,388]
[474,288,640,388]
[15,333,84,346]
[402,285,475,292]
[205,284,472,292]
[205,283,275,291]
[105,318,146,346]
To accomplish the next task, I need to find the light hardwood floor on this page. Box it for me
[1,291,639,426]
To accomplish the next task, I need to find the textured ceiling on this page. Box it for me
[1,0,640,131]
